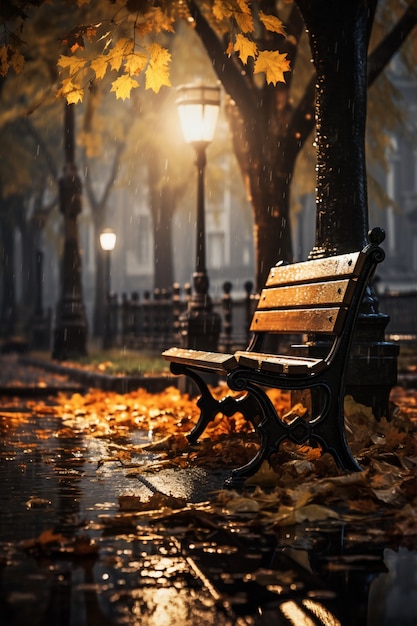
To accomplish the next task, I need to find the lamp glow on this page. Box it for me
[176,84,221,145]
[100,228,116,251]
[174,82,222,351]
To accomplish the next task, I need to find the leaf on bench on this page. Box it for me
[162,347,238,372]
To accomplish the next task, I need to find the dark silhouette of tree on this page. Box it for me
[185,0,417,287]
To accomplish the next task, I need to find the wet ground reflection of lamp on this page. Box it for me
[176,84,221,350]
[100,228,116,348]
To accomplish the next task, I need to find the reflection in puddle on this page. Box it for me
[368,548,417,626]
[2,408,417,625]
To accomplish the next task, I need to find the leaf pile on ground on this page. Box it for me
[3,382,417,538]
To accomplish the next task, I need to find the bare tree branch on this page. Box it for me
[368,0,417,85]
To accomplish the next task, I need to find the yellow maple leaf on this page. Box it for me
[57,54,74,69]
[135,21,154,37]
[147,42,171,67]
[66,89,84,105]
[259,11,287,37]
[254,50,291,85]
[233,34,257,64]
[145,63,171,93]
[10,49,25,75]
[144,42,171,93]
[212,0,253,32]
[151,6,175,33]
[234,0,254,33]
[108,38,134,72]
[124,52,148,76]
[56,77,83,100]
[58,54,86,76]
[110,74,139,100]
[90,55,108,80]
[0,45,9,77]
[213,0,232,21]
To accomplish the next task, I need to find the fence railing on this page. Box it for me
[105,281,257,353]
[378,290,417,342]
[104,284,417,352]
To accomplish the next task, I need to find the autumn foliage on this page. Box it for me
[1,0,291,102]
[3,377,417,537]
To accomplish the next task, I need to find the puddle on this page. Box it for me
[1,405,417,625]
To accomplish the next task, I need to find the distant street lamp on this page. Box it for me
[176,83,221,350]
[52,102,87,359]
[100,228,116,348]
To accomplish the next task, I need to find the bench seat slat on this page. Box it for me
[250,306,347,334]
[266,252,364,287]
[258,279,356,310]
[162,347,238,373]
[235,351,326,375]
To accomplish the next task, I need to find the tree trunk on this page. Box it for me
[17,211,36,311]
[294,0,399,420]
[188,0,417,291]
[226,92,298,289]
[189,0,307,291]
[295,0,377,256]
[148,163,174,291]
[0,218,16,333]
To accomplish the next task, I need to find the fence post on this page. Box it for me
[172,283,182,346]
[244,280,254,345]
[108,293,119,348]
[160,288,173,349]
[129,292,140,348]
[221,281,233,353]
[142,290,151,349]
[121,293,129,348]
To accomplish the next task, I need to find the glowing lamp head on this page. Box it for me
[176,84,221,146]
[100,228,116,252]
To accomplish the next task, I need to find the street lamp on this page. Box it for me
[176,83,221,350]
[100,228,116,348]
[52,102,88,359]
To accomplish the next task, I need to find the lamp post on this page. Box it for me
[31,249,49,349]
[52,102,87,359]
[100,228,116,349]
[176,83,221,350]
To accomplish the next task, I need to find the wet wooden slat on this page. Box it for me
[258,279,356,310]
[265,252,364,287]
[235,351,326,375]
[162,347,238,372]
[249,307,347,334]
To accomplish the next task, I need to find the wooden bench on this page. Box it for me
[162,228,386,485]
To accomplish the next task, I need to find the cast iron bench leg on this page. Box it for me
[226,370,361,486]
[307,383,361,472]
[170,362,261,443]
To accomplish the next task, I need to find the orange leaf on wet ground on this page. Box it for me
[3,372,417,534]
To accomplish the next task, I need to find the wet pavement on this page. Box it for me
[1,353,417,625]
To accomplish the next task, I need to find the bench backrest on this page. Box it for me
[250,251,367,336]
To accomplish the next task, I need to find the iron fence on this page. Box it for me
[101,285,417,352]
[378,290,417,342]
[105,281,256,353]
